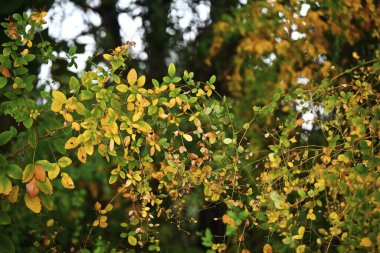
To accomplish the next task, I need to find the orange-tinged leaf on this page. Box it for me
[34,164,46,182]
[360,237,372,247]
[263,243,272,253]
[24,194,41,213]
[207,132,216,144]
[127,68,137,85]
[26,177,39,198]
[295,118,305,127]
[8,185,19,204]
[0,67,11,78]
[65,137,78,149]
[61,172,75,189]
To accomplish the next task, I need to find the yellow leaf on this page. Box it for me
[183,134,193,142]
[61,172,75,189]
[51,100,63,112]
[263,243,272,253]
[137,75,146,87]
[296,245,305,253]
[65,137,78,150]
[8,185,19,204]
[103,54,113,61]
[116,84,128,93]
[132,112,142,122]
[77,146,87,163]
[47,219,54,227]
[48,164,60,180]
[360,237,372,247]
[24,194,41,213]
[132,121,152,133]
[52,90,67,103]
[127,68,137,85]
[128,235,137,246]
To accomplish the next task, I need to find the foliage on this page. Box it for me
[0,9,379,253]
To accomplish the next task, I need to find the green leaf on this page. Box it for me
[0,234,15,253]
[54,138,66,154]
[79,90,94,101]
[109,174,118,184]
[209,75,216,84]
[23,118,33,129]
[69,76,80,91]
[0,176,12,195]
[0,131,13,146]
[273,92,281,102]
[36,160,56,171]
[69,46,76,56]
[0,211,11,225]
[40,194,54,211]
[6,164,22,179]
[128,235,138,246]
[168,63,176,77]
[0,77,7,89]
[37,179,53,195]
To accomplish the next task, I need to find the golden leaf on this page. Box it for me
[137,75,146,87]
[8,185,19,204]
[127,68,137,85]
[52,90,67,103]
[77,146,87,163]
[61,173,75,189]
[263,243,272,253]
[51,100,63,112]
[24,194,41,213]
[360,237,372,247]
[65,137,78,150]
